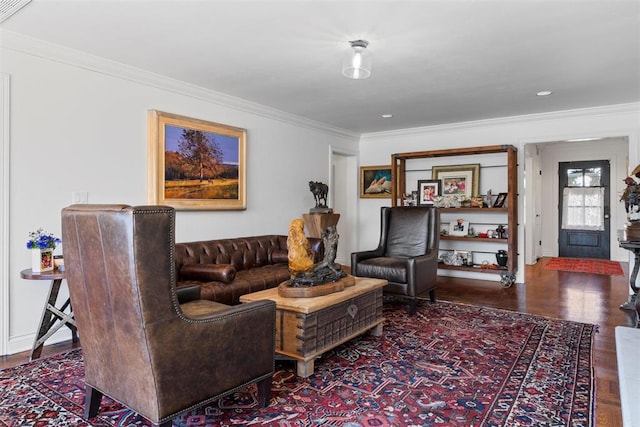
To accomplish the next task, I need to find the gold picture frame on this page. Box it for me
[148,110,246,210]
[432,163,480,198]
[360,165,392,198]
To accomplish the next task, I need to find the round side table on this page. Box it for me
[20,268,79,360]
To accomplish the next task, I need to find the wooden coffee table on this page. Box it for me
[240,276,386,377]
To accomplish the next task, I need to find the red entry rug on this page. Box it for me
[544,257,624,276]
[0,301,595,427]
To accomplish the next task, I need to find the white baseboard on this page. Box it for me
[6,328,73,357]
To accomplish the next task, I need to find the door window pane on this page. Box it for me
[566,167,602,187]
[567,169,584,186]
[584,168,601,186]
[562,187,604,231]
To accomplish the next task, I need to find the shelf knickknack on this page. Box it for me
[31,248,54,273]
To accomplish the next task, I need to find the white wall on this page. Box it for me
[359,105,640,284]
[2,31,639,355]
[0,35,358,355]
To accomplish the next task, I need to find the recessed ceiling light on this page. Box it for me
[381,114,393,118]
[536,90,553,96]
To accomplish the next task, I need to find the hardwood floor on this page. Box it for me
[0,257,634,426]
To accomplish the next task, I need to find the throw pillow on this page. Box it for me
[180,263,236,283]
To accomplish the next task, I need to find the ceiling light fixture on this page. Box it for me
[566,137,601,142]
[536,90,553,96]
[381,114,393,118]
[342,40,372,80]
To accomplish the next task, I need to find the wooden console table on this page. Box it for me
[20,268,78,360]
[617,230,640,327]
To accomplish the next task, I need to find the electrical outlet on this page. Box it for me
[72,191,88,204]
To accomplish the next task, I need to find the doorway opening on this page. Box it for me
[330,146,358,266]
[524,137,629,264]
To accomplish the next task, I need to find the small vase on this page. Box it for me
[31,248,54,273]
[496,250,508,268]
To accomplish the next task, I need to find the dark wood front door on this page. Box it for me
[558,160,610,259]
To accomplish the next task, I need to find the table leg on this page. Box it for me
[297,359,315,378]
[636,293,640,328]
[620,250,640,311]
[30,279,77,360]
[371,322,384,337]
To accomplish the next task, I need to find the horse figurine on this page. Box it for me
[309,181,329,208]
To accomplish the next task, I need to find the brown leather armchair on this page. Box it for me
[351,206,440,315]
[61,204,276,427]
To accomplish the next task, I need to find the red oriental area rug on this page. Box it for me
[0,301,595,427]
[545,257,624,276]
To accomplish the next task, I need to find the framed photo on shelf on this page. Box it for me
[432,163,480,198]
[148,110,246,210]
[449,219,470,236]
[417,179,441,206]
[493,192,508,208]
[360,165,392,198]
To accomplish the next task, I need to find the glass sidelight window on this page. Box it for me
[561,167,604,231]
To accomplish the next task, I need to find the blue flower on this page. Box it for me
[26,228,61,250]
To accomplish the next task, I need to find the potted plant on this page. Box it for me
[26,228,61,273]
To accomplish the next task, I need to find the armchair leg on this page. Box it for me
[256,376,272,408]
[84,385,103,419]
[429,289,436,303]
[407,299,417,316]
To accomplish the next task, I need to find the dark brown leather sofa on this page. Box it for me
[175,235,324,305]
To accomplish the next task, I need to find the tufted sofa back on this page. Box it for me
[175,235,322,273]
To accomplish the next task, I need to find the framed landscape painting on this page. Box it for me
[432,163,480,198]
[148,110,246,210]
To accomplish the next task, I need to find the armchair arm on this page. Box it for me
[406,250,439,296]
[351,248,384,262]
[148,300,276,413]
[175,284,201,304]
[351,248,385,271]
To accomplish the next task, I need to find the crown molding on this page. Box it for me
[361,103,640,141]
[2,30,636,145]
[0,30,359,141]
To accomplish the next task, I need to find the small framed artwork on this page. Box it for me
[148,110,246,210]
[417,179,441,206]
[432,164,480,198]
[449,219,470,236]
[360,165,392,198]
[493,192,508,208]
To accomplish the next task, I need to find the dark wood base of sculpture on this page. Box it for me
[278,275,355,298]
